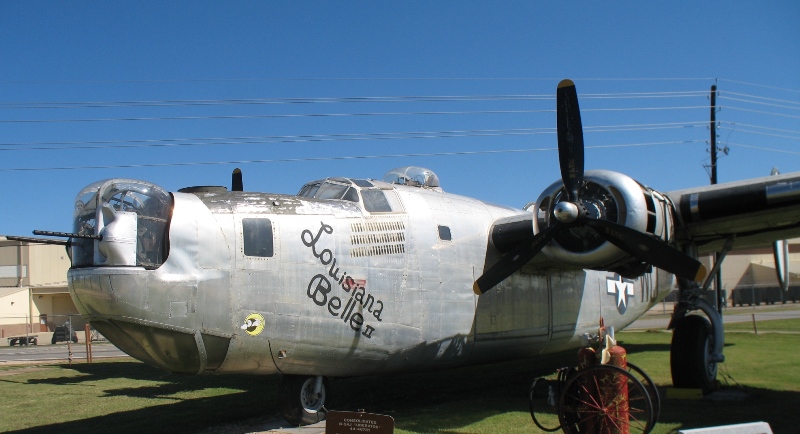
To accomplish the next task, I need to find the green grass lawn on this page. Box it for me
[1,319,798,433]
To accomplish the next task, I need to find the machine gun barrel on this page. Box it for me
[32,230,101,240]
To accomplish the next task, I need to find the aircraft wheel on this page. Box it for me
[670,315,718,393]
[279,375,328,426]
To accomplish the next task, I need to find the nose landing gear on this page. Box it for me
[279,375,328,426]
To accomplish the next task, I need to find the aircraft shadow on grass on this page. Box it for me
[10,354,798,434]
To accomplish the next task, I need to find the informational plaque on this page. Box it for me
[325,410,394,434]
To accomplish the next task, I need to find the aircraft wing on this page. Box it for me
[667,171,800,254]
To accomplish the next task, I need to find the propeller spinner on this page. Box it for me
[473,80,706,295]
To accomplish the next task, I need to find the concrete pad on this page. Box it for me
[665,387,704,400]
[249,420,326,434]
[705,389,749,401]
[678,421,772,434]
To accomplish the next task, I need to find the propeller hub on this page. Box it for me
[553,201,581,223]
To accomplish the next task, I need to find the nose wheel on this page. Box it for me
[279,375,328,426]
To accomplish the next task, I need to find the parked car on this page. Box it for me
[51,324,78,344]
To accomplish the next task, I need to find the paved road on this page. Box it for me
[3,304,798,365]
[627,302,800,330]
[0,342,128,364]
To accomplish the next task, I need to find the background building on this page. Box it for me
[718,238,800,306]
[0,236,83,341]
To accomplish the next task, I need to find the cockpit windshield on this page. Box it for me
[297,178,360,203]
[71,179,172,268]
[297,177,404,213]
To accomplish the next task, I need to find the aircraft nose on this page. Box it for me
[69,271,230,374]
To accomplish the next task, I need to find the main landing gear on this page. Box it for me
[669,281,725,393]
[279,375,329,426]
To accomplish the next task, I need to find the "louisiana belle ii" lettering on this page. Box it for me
[302,221,383,338]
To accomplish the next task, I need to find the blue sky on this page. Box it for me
[1,2,799,236]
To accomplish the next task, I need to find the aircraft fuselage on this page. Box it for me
[68,176,673,378]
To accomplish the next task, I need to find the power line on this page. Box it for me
[718,96,800,112]
[0,90,709,110]
[719,91,800,107]
[0,76,719,85]
[0,140,706,172]
[717,79,800,95]
[717,127,800,142]
[719,105,800,120]
[0,122,709,151]
[727,142,800,155]
[718,121,800,136]
[0,105,711,124]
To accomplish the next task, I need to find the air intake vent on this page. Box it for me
[350,221,406,257]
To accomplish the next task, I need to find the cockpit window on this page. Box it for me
[72,181,104,267]
[363,190,404,213]
[298,182,321,198]
[352,179,374,188]
[297,179,359,203]
[315,182,350,200]
[342,187,359,202]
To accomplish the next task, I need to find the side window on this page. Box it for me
[438,225,452,241]
[342,187,359,202]
[363,190,404,213]
[298,182,320,198]
[243,218,273,257]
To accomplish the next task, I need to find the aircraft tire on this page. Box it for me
[670,315,718,393]
[279,375,328,426]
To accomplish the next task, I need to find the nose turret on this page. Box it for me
[70,179,171,269]
[67,179,231,374]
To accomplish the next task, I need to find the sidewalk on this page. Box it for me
[627,300,800,330]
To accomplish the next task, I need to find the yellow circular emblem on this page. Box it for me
[241,313,265,336]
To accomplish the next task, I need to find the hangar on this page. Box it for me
[721,239,800,305]
[0,236,83,343]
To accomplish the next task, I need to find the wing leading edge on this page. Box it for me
[668,172,800,253]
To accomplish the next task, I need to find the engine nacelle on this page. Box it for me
[533,170,675,276]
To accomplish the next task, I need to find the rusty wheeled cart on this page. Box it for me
[529,361,660,434]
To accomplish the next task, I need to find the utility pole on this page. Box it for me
[710,85,718,185]
[709,84,723,314]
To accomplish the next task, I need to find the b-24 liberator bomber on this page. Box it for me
[10,80,800,426]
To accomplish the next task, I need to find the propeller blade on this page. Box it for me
[556,79,584,202]
[473,223,562,295]
[232,168,243,192]
[583,218,707,282]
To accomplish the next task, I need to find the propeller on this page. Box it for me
[473,79,706,295]
[557,79,584,202]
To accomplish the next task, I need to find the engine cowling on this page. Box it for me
[533,170,675,276]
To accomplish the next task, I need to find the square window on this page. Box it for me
[438,225,452,241]
[243,218,273,257]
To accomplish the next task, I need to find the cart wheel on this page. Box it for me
[558,364,654,434]
[626,362,660,425]
[529,377,561,432]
